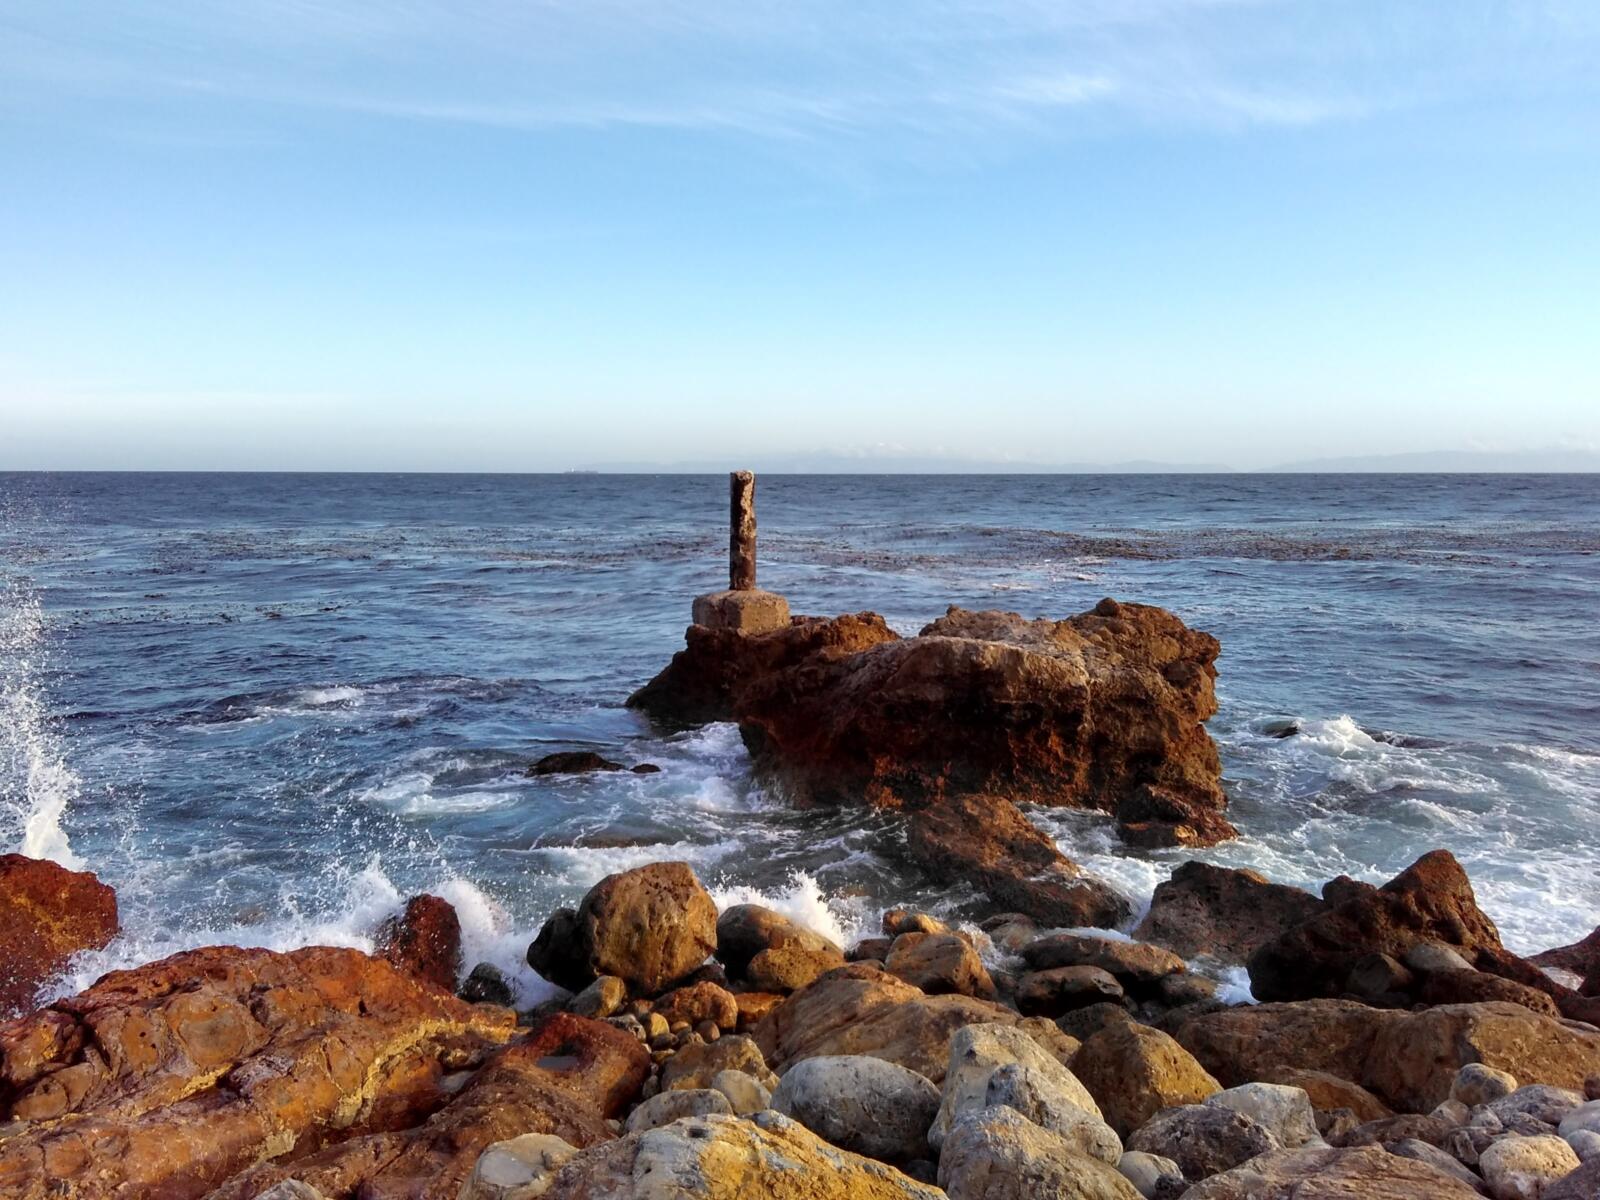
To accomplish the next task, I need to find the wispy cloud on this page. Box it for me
[2,0,1594,153]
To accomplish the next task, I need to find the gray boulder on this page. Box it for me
[771,1054,941,1164]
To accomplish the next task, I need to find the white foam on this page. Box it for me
[41,858,561,1010]
[0,580,81,868]
[299,685,364,706]
[709,871,861,949]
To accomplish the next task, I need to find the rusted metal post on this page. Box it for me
[730,470,756,590]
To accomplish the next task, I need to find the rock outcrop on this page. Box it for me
[0,853,118,1017]
[1248,851,1502,1002]
[215,1012,649,1200]
[0,945,521,1199]
[630,601,1233,851]
[1172,996,1600,1115]
[1247,851,1596,1023]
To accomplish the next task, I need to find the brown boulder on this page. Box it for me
[576,862,718,994]
[1170,999,1405,1091]
[651,981,739,1031]
[212,1012,648,1200]
[1182,1144,1484,1200]
[527,906,593,991]
[1134,861,1324,964]
[885,932,997,999]
[1256,1067,1392,1123]
[1364,1000,1600,1113]
[753,963,1045,1085]
[1071,1021,1222,1138]
[1531,924,1600,979]
[0,945,518,1199]
[375,894,462,992]
[0,853,118,1018]
[714,903,841,978]
[1247,850,1506,1003]
[1015,966,1125,1016]
[904,792,1132,928]
[1418,966,1561,1015]
[1020,932,1187,988]
[747,942,848,993]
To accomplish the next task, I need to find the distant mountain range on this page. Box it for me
[577,448,1600,474]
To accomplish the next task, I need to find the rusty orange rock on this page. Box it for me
[0,853,118,1018]
[376,893,463,992]
[213,1011,650,1200]
[0,944,517,1200]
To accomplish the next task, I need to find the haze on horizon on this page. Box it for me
[3,2,1598,472]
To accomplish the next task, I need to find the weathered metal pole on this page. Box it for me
[730,470,756,590]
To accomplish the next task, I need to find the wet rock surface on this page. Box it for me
[630,600,1233,852]
[0,853,118,1018]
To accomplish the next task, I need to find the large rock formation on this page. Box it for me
[0,945,522,1199]
[0,853,118,1017]
[630,599,1233,918]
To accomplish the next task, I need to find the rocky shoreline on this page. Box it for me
[3,598,1599,1198]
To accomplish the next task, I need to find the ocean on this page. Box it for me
[1,471,1597,1005]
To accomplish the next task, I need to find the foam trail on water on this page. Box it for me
[0,577,81,868]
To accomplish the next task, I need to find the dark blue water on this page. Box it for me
[1,472,1596,1001]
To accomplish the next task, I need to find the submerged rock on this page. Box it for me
[903,791,1133,928]
[527,751,626,775]
[0,852,118,1018]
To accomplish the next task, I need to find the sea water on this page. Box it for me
[0,472,1595,1004]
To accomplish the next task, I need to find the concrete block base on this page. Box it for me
[692,589,790,635]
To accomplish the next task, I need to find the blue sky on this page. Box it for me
[3,1,1598,470]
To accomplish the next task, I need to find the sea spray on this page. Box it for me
[0,575,81,868]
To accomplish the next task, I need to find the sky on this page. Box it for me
[2,1,1599,471]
